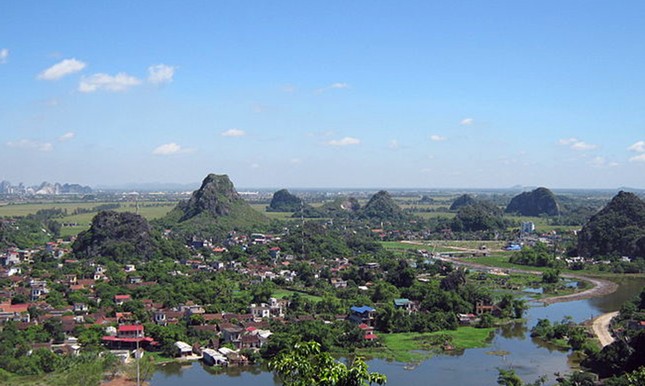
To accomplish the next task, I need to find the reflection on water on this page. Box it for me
[150,276,645,386]
[498,321,528,340]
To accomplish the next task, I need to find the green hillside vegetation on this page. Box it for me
[359,191,410,222]
[577,191,645,258]
[72,210,188,263]
[449,194,478,210]
[317,197,361,219]
[159,174,269,238]
[267,189,303,212]
[0,212,60,249]
[451,201,506,232]
[505,187,560,216]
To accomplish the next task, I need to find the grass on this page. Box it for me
[413,212,455,220]
[0,201,177,237]
[381,240,508,254]
[272,289,322,302]
[356,327,494,362]
[249,204,294,220]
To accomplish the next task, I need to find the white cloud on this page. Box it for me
[589,156,617,168]
[629,154,645,163]
[430,134,447,142]
[0,48,8,64]
[38,58,86,80]
[570,141,597,151]
[152,142,184,155]
[250,163,260,169]
[58,132,75,142]
[628,140,645,153]
[460,118,474,126]
[558,137,597,151]
[388,140,400,149]
[221,129,246,137]
[316,82,350,94]
[330,82,349,89]
[6,139,53,152]
[290,158,302,164]
[327,137,360,146]
[147,64,175,84]
[79,72,141,93]
[558,138,578,146]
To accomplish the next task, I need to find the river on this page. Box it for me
[150,276,645,386]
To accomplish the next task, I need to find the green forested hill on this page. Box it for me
[577,191,645,258]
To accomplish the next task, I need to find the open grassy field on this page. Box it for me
[356,327,494,362]
[0,201,177,237]
[272,289,322,302]
[249,204,294,220]
[383,240,508,251]
[505,215,580,233]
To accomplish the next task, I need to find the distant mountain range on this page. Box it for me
[0,180,92,195]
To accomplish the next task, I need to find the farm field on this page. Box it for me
[0,201,178,237]
[249,204,293,220]
[356,327,495,362]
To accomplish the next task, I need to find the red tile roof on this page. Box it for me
[118,325,144,332]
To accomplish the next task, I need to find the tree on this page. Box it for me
[541,269,560,284]
[269,341,386,386]
[497,368,523,386]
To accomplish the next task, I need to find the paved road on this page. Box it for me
[592,311,619,347]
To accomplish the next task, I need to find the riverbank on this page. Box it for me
[591,311,619,347]
[427,250,620,305]
[541,275,618,305]
[102,375,140,386]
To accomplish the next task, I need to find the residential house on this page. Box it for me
[393,298,417,313]
[114,294,131,306]
[219,323,244,349]
[174,341,193,357]
[348,306,376,327]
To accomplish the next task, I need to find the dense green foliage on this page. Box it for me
[509,243,562,268]
[505,187,560,216]
[451,201,506,232]
[0,208,65,248]
[319,197,361,218]
[359,191,410,223]
[268,189,304,212]
[577,191,645,258]
[72,210,186,262]
[269,341,386,386]
[449,194,478,211]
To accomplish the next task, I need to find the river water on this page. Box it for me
[150,277,645,386]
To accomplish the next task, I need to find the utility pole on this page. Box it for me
[136,339,140,386]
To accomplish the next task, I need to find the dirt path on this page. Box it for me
[592,311,619,347]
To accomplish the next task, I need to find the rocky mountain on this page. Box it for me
[505,187,560,216]
[577,191,645,258]
[72,211,158,261]
[30,182,92,195]
[161,174,269,237]
[267,189,303,212]
[359,190,408,222]
[449,194,478,210]
[451,201,506,232]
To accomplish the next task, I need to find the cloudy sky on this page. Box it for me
[1,1,644,189]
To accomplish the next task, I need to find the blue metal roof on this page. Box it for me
[350,305,375,313]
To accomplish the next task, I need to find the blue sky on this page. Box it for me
[2,1,644,189]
